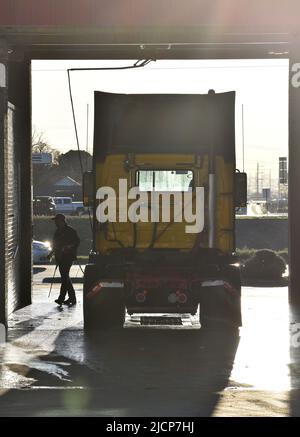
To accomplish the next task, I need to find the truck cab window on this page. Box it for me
[136,170,193,192]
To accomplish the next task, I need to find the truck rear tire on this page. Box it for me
[83,264,125,331]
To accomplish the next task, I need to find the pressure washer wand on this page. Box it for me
[48,264,58,298]
[75,259,85,275]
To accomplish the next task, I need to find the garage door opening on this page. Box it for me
[31,57,289,291]
[28,59,290,390]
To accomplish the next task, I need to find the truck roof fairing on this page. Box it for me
[93,91,235,161]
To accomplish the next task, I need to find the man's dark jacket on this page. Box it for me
[53,224,80,263]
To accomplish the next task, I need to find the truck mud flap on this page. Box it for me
[84,286,125,330]
[199,281,242,328]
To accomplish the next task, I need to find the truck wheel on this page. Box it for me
[83,264,125,331]
[199,265,242,329]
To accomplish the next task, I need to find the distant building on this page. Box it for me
[33,175,82,200]
[53,176,82,200]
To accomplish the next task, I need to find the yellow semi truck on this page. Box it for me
[83,90,247,330]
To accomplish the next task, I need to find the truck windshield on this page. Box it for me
[136,170,193,192]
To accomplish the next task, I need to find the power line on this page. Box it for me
[67,59,154,237]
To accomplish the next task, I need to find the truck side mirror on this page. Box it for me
[83,171,93,207]
[235,172,247,208]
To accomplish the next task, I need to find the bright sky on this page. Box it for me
[31,59,289,181]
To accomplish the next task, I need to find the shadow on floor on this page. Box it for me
[0,322,240,416]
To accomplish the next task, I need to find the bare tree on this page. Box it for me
[32,126,61,164]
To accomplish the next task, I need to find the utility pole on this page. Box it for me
[242,104,245,172]
[256,162,259,197]
[86,103,89,170]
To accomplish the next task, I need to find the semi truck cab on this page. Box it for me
[83,90,247,330]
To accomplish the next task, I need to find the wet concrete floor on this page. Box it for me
[0,265,300,417]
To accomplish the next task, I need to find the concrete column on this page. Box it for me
[0,48,32,329]
[0,40,8,329]
[289,36,300,304]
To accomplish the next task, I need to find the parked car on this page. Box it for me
[53,196,86,215]
[32,240,52,264]
[33,196,56,216]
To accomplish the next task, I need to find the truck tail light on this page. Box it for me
[86,283,102,300]
[136,289,147,303]
[178,292,188,304]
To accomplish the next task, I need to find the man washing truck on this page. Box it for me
[82,90,247,330]
[48,214,80,306]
